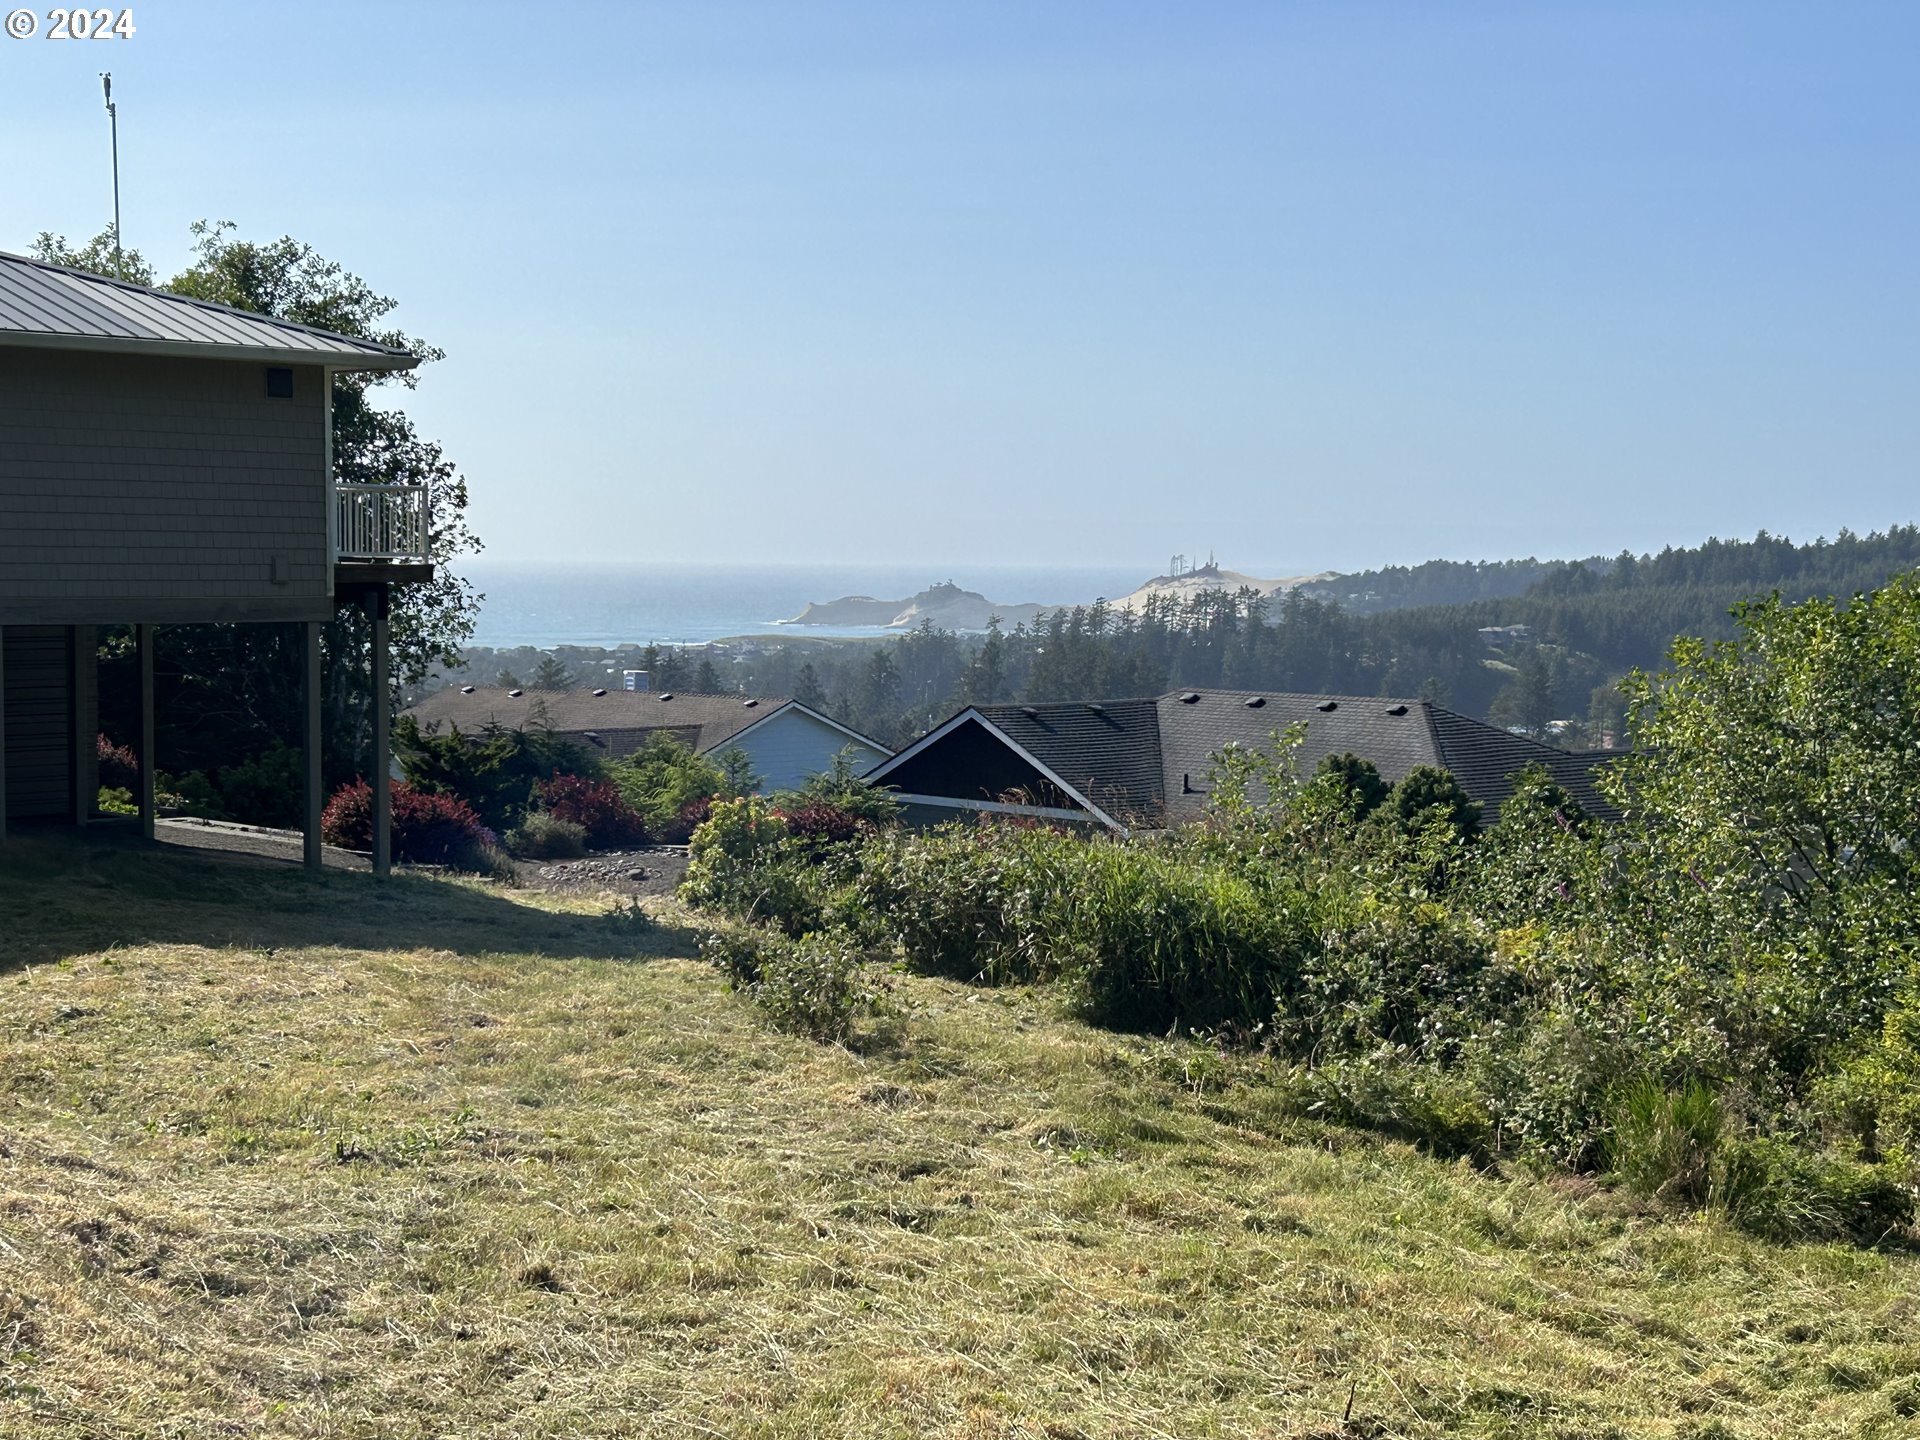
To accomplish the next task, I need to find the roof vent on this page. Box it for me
[460,685,475,695]
[265,366,294,399]
[507,688,524,698]
[1385,703,1409,716]
[743,698,759,708]
[1021,705,1039,718]
[1179,692,1201,704]
[582,731,600,742]
[1315,700,1337,712]
[1244,696,1266,709]
[591,687,608,697]
[658,693,673,702]
[1086,703,1105,715]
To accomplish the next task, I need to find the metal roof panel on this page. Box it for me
[0,250,418,370]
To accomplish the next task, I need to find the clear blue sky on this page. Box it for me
[7,2,1918,574]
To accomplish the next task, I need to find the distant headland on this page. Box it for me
[782,564,1336,631]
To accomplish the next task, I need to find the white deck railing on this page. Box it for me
[335,484,430,563]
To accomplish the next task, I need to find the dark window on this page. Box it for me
[265,367,294,398]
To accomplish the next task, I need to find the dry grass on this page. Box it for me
[4,835,1920,1438]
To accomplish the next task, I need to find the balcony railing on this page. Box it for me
[335,483,430,563]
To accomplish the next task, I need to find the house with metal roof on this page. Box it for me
[403,687,892,794]
[864,690,1623,833]
[0,250,432,870]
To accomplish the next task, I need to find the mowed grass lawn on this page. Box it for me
[4,838,1920,1439]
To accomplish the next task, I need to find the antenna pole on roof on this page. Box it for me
[100,73,121,276]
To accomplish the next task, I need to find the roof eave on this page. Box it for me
[0,329,420,372]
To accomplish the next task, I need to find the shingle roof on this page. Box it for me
[878,689,1627,830]
[973,699,1165,823]
[404,688,791,755]
[0,251,418,371]
[1157,691,1434,823]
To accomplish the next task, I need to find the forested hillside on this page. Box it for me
[468,527,1920,752]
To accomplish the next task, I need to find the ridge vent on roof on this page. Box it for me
[1021,705,1039,717]
[658,692,674,701]
[743,698,759,707]
[1315,700,1338,712]
[1086,703,1105,715]
[1178,692,1200,704]
[591,688,607,696]
[1244,696,1266,709]
[1385,703,1409,716]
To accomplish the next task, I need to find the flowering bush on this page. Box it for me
[97,734,140,790]
[322,780,495,869]
[533,773,649,850]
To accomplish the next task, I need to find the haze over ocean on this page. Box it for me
[464,561,1165,649]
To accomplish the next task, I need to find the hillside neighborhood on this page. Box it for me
[10,8,1920,1437]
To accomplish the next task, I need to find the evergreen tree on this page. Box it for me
[1386,765,1482,840]
[792,662,828,709]
[961,618,1009,704]
[1316,752,1392,817]
[531,654,574,691]
[695,656,722,692]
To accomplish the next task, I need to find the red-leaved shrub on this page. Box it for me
[534,773,649,850]
[771,800,863,854]
[322,780,493,867]
[97,734,140,790]
[656,794,714,846]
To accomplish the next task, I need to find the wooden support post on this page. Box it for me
[71,625,96,826]
[303,621,324,872]
[0,623,9,845]
[369,588,391,879]
[137,623,156,841]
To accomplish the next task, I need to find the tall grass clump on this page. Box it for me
[1609,1076,1726,1205]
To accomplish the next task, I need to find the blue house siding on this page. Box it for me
[729,709,888,794]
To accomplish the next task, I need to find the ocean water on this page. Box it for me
[463,561,1152,649]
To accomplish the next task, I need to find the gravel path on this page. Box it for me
[514,847,690,898]
[154,817,370,871]
[147,818,690,896]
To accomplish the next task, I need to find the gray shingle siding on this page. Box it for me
[0,349,333,624]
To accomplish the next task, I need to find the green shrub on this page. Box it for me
[1060,839,1314,1033]
[850,826,1045,980]
[216,741,305,828]
[699,927,772,989]
[701,926,884,1043]
[397,717,598,833]
[96,786,138,817]
[1298,1048,1493,1159]
[613,733,732,833]
[1276,891,1495,1063]
[1713,1137,1914,1244]
[1460,1003,1629,1168]
[509,813,589,860]
[1812,983,1920,1163]
[752,932,884,1043]
[681,797,823,934]
[771,747,902,828]
[1385,764,1482,841]
[857,825,1317,1033]
[160,769,225,820]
